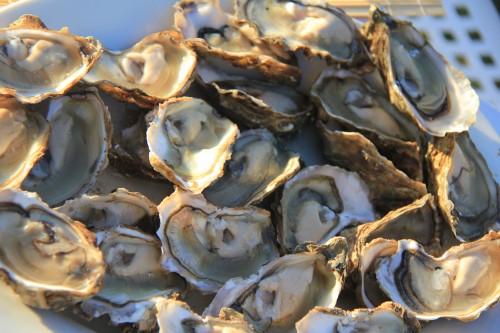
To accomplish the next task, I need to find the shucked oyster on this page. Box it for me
[21,88,112,206]
[146,97,238,193]
[362,7,479,136]
[0,189,104,310]
[157,188,279,293]
[79,226,186,331]
[359,232,500,321]
[0,15,101,104]
[235,0,368,65]
[156,298,256,333]
[427,132,500,242]
[84,30,196,108]
[204,238,348,333]
[296,302,420,333]
[277,165,376,253]
[0,98,50,189]
[204,129,300,207]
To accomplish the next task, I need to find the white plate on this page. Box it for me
[0,1,499,332]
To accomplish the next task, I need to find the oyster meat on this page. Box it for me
[0,189,104,310]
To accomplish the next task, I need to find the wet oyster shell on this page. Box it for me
[204,238,348,333]
[0,189,104,310]
[157,188,279,293]
[296,302,420,333]
[0,98,50,189]
[21,88,112,206]
[0,15,101,104]
[146,97,238,193]
[362,7,479,136]
[84,30,197,108]
[426,132,500,242]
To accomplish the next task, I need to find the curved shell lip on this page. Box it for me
[147,97,239,194]
[0,15,102,104]
[83,30,197,109]
[0,189,105,308]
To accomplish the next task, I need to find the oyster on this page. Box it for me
[235,0,368,64]
[157,188,279,293]
[204,129,300,207]
[79,226,186,331]
[0,98,50,189]
[84,30,196,108]
[0,15,101,104]
[362,7,479,136]
[318,119,427,214]
[0,189,104,310]
[311,68,424,181]
[370,231,500,321]
[146,97,238,193]
[55,188,158,233]
[204,238,348,333]
[296,302,420,333]
[21,88,112,206]
[277,165,376,253]
[427,132,500,241]
[156,298,256,333]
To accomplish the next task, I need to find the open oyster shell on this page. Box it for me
[362,7,479,136]
[359,231,500,321]
[311,68,425,181]
[296,302,420,333]
[84,30,196,108]
[204,237,348,333]
[277,165,377,253]
[146,97,238,193]
[0,97,50,189]
[0,189,104,310]
[79,226,186,331]
[55,188,159,233]
[203,129,300,207]
[427,132,500,242]
[157,188,279,293]
[156,298,256,333]
[0,15,101,104]
[21,88,112,206]
[235,0,368,65]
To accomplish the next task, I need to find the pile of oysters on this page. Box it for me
[0,0,499,332]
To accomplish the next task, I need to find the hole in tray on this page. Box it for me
[456,6,470,17]
[494,79,500,90]
[455,54,469,66]
[480,54,495,65]
[442,31,456,41]
[470,79,482,90]
[468,30,482,41]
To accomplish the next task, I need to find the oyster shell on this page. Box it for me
[84,30,196,108]
[156,298,256,333]
[362,7,479,136]
[311,68,424,181]
[203,129,300,207]
[0,98,50,189]
[371,231,500,321]
[427,132,500,242]
[0,15,101,104]
[146,97,238,193]
[55,188,158,233]
[318,119,427,214]
[277,165,377,253]
[235,0,368,65]
[157,188,279,293]
[296,302,420,333]
[21,88,112,206]
[204,237,348,333]
[79,226,186,331]
[0,189,104,310]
